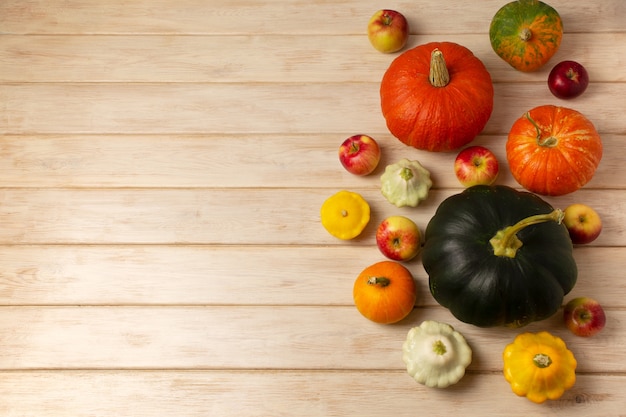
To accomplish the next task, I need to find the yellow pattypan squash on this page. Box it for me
[320,190,370,240]
[503,331,577,404]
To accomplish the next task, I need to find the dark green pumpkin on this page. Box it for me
[422,185,577,328]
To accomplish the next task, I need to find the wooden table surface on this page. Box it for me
[1,1,625,415]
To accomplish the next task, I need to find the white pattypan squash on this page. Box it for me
[381,158,432,207]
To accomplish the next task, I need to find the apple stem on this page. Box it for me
[429,49,450,88]
[490,209,564,258]
[367,276,391,287]
[566,67,579,82]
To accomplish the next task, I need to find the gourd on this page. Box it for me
[380,42,494,152]
[503,331,577,403]
[489,0,563,72]
[507,105,603,196]
[320,190,370,240]
[422,185,577,328]
[380,159,432,207]
[353,261,416,324]
[402,320,472,388]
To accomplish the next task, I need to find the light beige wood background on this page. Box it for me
[1,1,625,415]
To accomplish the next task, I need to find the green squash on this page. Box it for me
[489,0,563,72]
[422,185,577,328]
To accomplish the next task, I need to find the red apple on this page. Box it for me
[563,296,606,337]
[454,146,499,187]
[548,60,589,99]
[563,203,602,244]
[338,134,381,176]
[376,216,421,261]
[367,10,409,54]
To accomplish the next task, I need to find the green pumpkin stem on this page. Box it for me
[429,49,450,87]
[367,276,391,287]
[490,209,564,258]
[525,112,558,147]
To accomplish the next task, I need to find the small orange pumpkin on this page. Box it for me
[353,261,416,324]
[380,42,494,152]
[506,105,603,196]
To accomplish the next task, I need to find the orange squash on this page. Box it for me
[353,261,416,324]
[506,105,603,196]
[489,0,563,72]
[380,41,493,152]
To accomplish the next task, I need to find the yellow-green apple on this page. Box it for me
[563,296,606,337]
[376,215,421,261]
[367,10,409,54]
[548,60,589,99]
[454,145,499,187]
[338,134,381,176]
[563,203,602,244]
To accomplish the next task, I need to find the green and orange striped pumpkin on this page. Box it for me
[489,0,563,72]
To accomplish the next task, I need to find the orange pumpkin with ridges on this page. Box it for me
[506,105,602,196]
[380,41,493,152]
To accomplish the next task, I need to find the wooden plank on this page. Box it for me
[0,371,623,417]
[1,0,624,415]
[1,0,623,35]
[0,188,621,245]
[0,306,623,372]
[1,33,624,83]
[0,133,621,189]
[0,245,621,307]
[1,82,623,135]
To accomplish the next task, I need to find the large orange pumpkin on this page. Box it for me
[353,261,416,324]
[506,105,603,196]
[380,41,494,152]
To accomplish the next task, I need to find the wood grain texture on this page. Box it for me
[2,83,625,134]
[0,133,623,188]
[0,306,624,372]
[1,371,624,417]
[0,245,621,306]
[1,1,625,415]
[1,33,624,83]
[0,188,623,246]
[1,0,624,34]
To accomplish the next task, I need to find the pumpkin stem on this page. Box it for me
[490,209,564,258]
[367,276,391,287]
[519,27,532,42]
[429,49,450,88]
[525,112,559,148]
